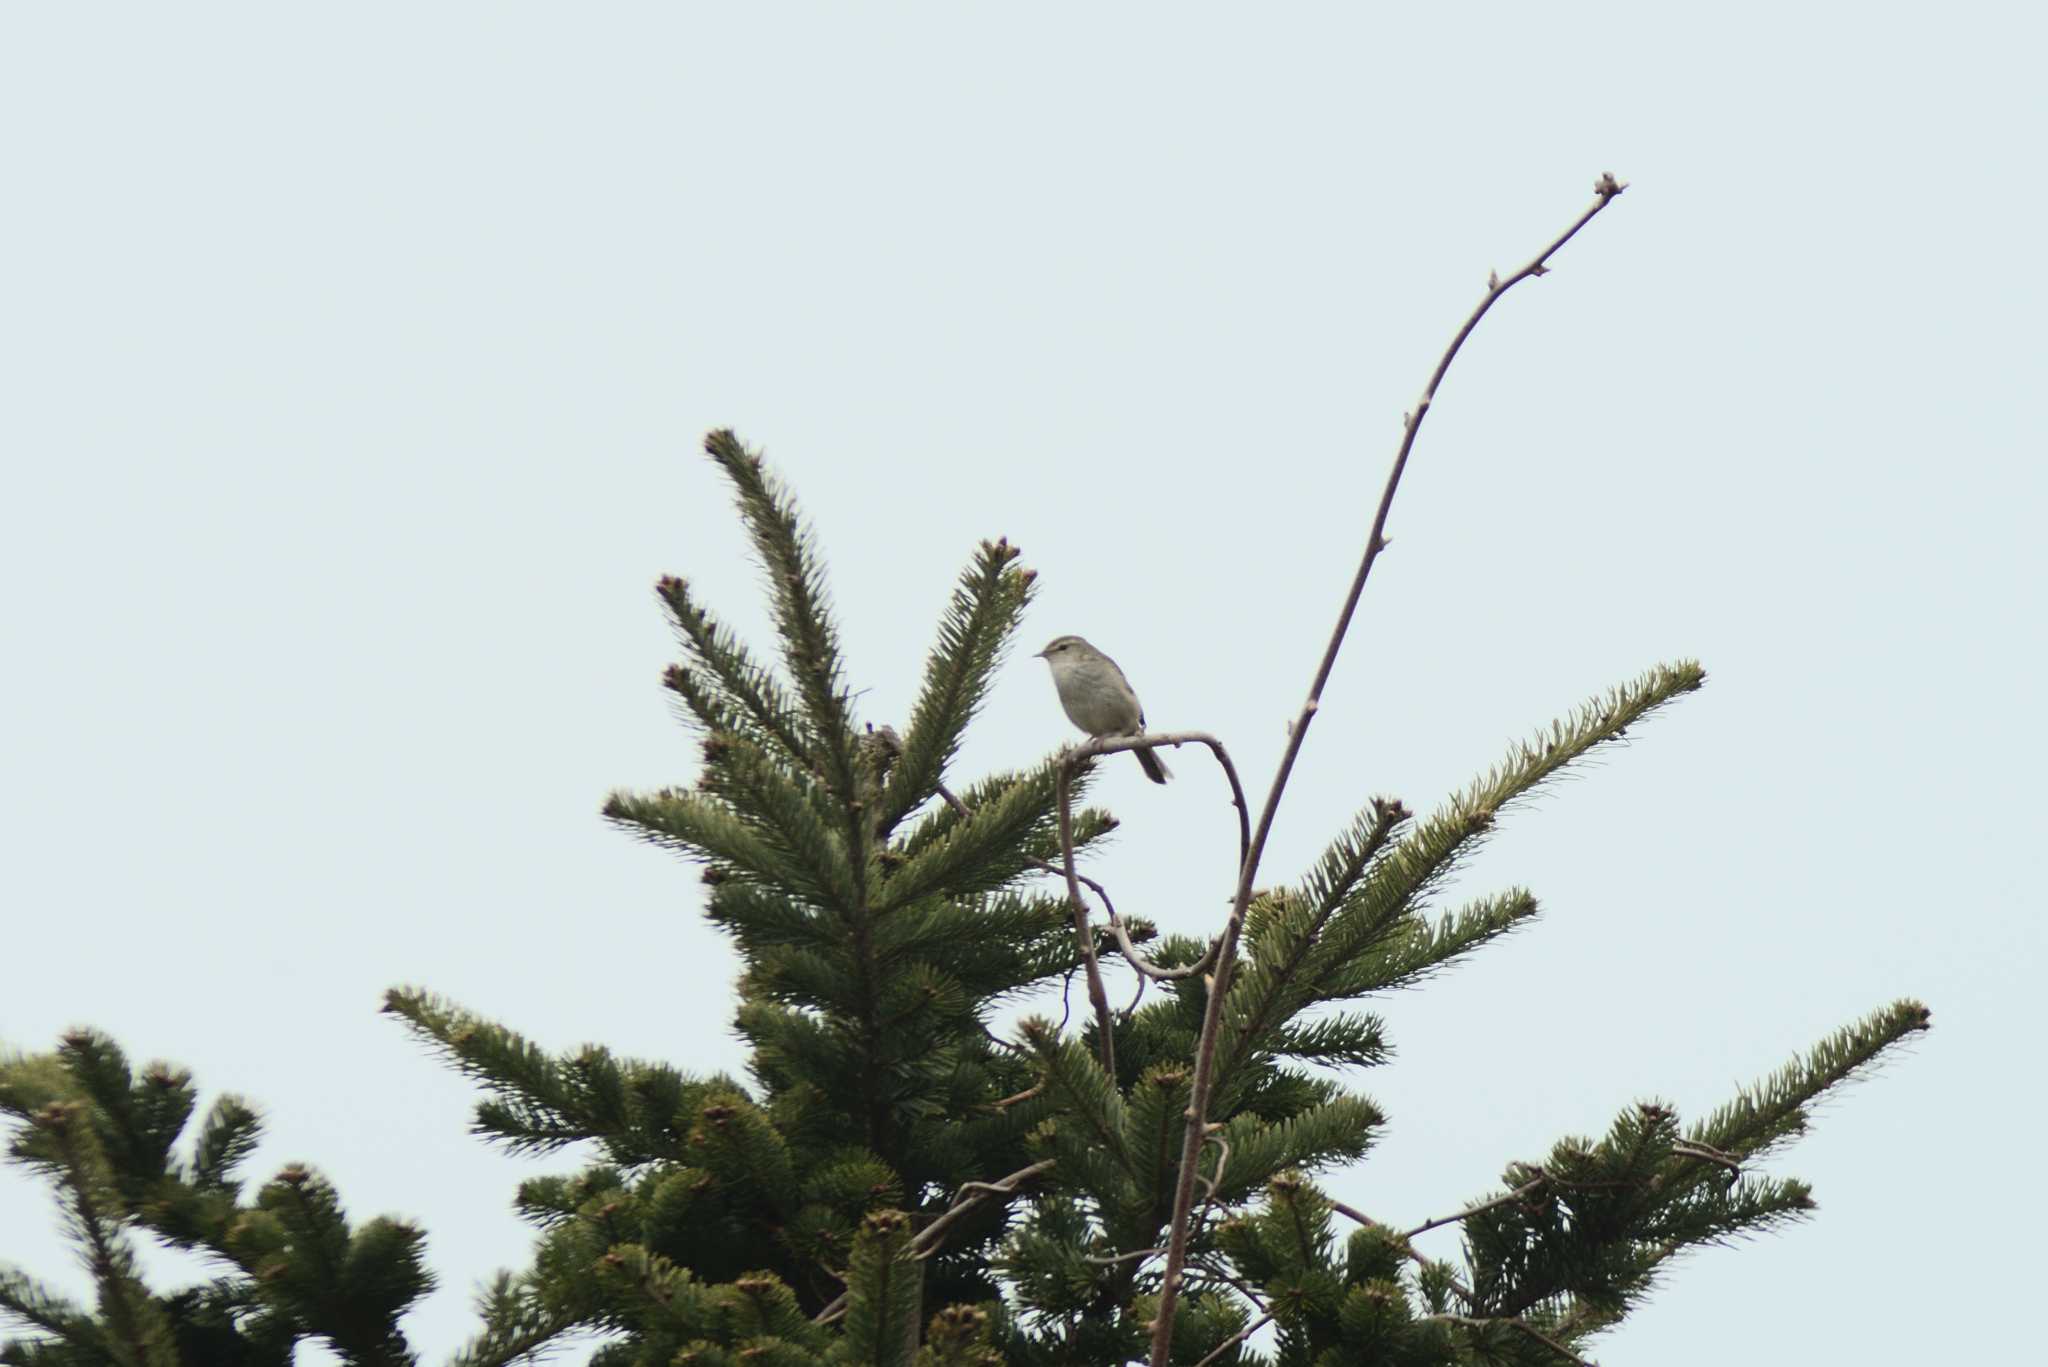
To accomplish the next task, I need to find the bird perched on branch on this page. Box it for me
[1035,635,1171,784]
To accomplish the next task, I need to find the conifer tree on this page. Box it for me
[3,177,1930,1367]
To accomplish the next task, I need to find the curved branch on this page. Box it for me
[1047,730,1248,990]
[1403,1170,1551,1239]
[1064,729,1252,868]
[1147,174,1629,1367]
[1193,1310,1274,1367]
[1329,1197,1476,1306]
[812,1159,1055,1324]
[1045,729,1252,1070]
[1056,762,1120,1075]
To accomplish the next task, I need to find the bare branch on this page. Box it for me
[1046,728,1252,1073]
[1403,1170,1550,1240]
[1147,175,1627,1366]
[1329,1197,1475,1306]
[1193,1310,1274,1367]
[1056,762,1119,1076]
[985,1082,1043,1111]
[1425,1314,1599,1366]
[1671,1138,1744,1180]
[812,1159,1055,1324]
[938,778,1213,983]
[1063,730,1253,867]
[1197,1130,1231,1211]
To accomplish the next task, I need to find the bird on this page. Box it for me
[1035,635,1171,784]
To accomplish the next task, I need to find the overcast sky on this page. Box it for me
[3,5,2041,1364]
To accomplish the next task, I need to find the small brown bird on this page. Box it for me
[1035,635,1170,784]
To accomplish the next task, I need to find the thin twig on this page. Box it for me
[1062,731,1253,868]
[1196,1130,1231,1210]
[1329,1198,1475,1306]
[1403,1170,1550,1239]
[987,1082,1043,1111]
[1081,1246,1165,1267]
[941,778,1212,983]
[1671,1139,1744,1179]
[1056,762,1119,1076]
[1101,906,1221,983]
[1188,1257,1270,1312]
[1049,728,1251,1074]
[1425,1314,1598,1367]
[812,1159,1055,1324]
[1147,174,1627,1367]
[1193,1310,1274,1367]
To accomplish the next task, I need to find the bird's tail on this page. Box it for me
[1135,745,1171,785]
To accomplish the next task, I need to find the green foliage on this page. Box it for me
[3,435,1931,1366]
[0,1033,430,1367]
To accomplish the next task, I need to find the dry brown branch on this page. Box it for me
[1403,1170,1551,1239]
[1425,1314,1598,1366]
[1671,1138,1744,1179]
[937,778,1214,984]
[812,1158,1055,1325]
[1147,174,1628,1367]
[1049,729,1252,1074]
[1062,730,1253,867]
[1056,761,1120,1075]
[1192,1309,1274,1367]
[1329,1197,1476,1306]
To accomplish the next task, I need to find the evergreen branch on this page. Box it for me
[188,1095,263,1193]
[447,1271,586,1367]
[1299,662,1703,1004]
[1423,1314,1596,1366]
[1449,1081,1880,1323]
[384,989,730,1163]
[1689,999,1932,1162]
[1323,889,1541,1000]
[701,430,858,802]
[831,1210,921,1364]
[34,1103,177,1367]
[1266,1014,1391,1069]
[897,767,1107,869]
[655,575,812,764]
[1150,174,1630,1367]
[1014,1022,1136,1184]
[1213,1096,1384,1200]
[1296,797,1411,922]
[382,990,574,1135]
[1191,1309,1271,1367]
[0,1266,101,1357]
[0,1052,75,1135]
[1327,1199,1478,1306]
[936,780,1208,988]
[603,788,802,889]
[1125,1069,1194,1234]
[875,764,1073,913]
[1217,663,1698,1145]
[697,733,858,906]
[879,539,1035,835]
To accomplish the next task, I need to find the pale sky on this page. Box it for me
[3,5,2041,1364]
